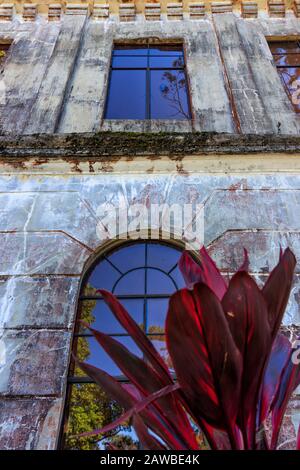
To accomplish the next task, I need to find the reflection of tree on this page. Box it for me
[64,285,137,450]
[279,67,300,109]
[0,50,6,67]
[160,57,189,119]
[147,325,173,369]
[273,50,300,110]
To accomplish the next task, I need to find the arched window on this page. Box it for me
[61,241,185,450]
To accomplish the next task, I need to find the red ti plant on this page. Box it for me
[75,247,300,450]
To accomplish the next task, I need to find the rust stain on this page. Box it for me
[176,163,189,176]
[88,161,95,173]
[212,16,242,134]
[31,158,49,167]
[147,155,161,161]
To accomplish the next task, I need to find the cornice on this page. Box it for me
[0,0,299,22]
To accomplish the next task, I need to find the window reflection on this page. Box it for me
[270,40,300,112]
[0,43,10,68]
[105,43,191,120]
[72,241,183,377]
[63,383,138,450]
[63,241,184,449]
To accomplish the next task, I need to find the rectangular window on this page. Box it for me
[0,43,10,68]
[269,40,300,113]
[105,43,191,120]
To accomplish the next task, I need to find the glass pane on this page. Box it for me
[113,46,149,56]
[149,45,183,55]
[122,299,145,330]
[147,243,180,272]
[273,54,300,66]
[108,244,145,272]
[105,70,146,119]
[146,268,176,294]
[114,269,145,294]
[0,44,9,67]
[147,298,169,331]
[63,383,138,450]
[269,41,300,54]
[169,264,186,290]
[149,56,184,68]
[112,56,148,68]
[78,299,144,334]
[83,259,120,293]
[76,336,142,376]
[150,335,173,369]
[278,67,300,112]
[150,69,190,120]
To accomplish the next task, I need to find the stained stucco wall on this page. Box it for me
[1,12,300,135]
[0,154,298,448]
[0,9,300,451]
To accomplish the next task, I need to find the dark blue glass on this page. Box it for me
[147,243,180,272]
[105,69,146,119]
[149,56,184,68]
[112,56,148,68]
[147,298,169,330]
[85,336,142,375]
[84,259,119,292]
[108,244,145,272]
[79,299,143,334]
[149,46,183,56]
[114,268,145,295]
[150,69,190,120]
[146,268,176,294]
[113,47,149,56]
[105,44,190,120]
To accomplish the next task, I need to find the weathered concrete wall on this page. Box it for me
[1,13,300,135]
[0,7,300,451]
[0,154,299,449]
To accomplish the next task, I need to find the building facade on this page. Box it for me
[0,0,299,450]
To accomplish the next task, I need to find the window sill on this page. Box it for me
[101,119,194,133]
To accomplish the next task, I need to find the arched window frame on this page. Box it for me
[60,239,188,449]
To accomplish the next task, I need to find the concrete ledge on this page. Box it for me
[2,132,300,158]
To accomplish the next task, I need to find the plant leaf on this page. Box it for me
[98,289,171,382]
[237,248,249,272]
[166,283,242,448]
[270,336,300,449]
[75,360,187,449]
[85,326,198,450]
[74,382,180,439]
[259,334,292,424]
[262,248,296,339]
[222,271,271,449]
[178,247,227,300]
[132,414,167,450]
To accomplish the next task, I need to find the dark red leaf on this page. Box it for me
[76,360,189,449]
[98,289,171,383]
[262,248,296,339]
[297,424,300,450]
[238,248,249,272]
[222,271,271,449]
[199,420,233,450]
[132,414,167,450]
[270,336,300,449]
[74,382,180,439]
[85,326,198,450]
[77,359,134,409]
[178,247,227,300]
[166,283,242,448]
[259,334,291,424]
